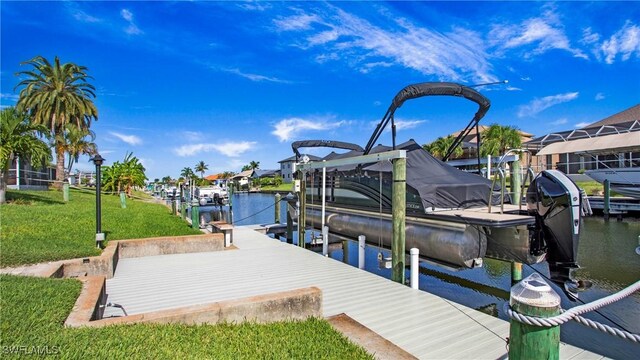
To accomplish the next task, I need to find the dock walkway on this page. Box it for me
[105,226,601,359]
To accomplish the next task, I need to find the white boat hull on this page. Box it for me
[585,167,640,199]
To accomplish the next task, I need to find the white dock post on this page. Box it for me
[410,248,419,289]
[322,226,329,257]
[358,235,366,269]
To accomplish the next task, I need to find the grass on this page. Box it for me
[575,181,604,196]
[0,189,201,267]
[260,183,294,192]
[0,275,372,359]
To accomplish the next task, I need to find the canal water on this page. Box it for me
[199,193,640,359]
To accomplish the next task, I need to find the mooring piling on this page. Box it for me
[392,157,407,284]
[190,199,200,229]
[274,193,281,223]
[508,273,561,360]
[342,240,349,264]
[604,179,611,221]
[358,235,366,269]
[410,247,419,289]
[322,226,329,256]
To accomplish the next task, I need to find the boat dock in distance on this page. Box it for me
[104,226,601,359]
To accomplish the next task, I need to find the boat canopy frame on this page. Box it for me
[363,82,491,168]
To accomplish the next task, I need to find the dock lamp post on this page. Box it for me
[91,154,105,248]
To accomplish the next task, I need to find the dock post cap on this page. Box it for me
[410,248,419,255]
[510,273,560,308]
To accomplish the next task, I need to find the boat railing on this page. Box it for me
[488,168,506,214]
[519,167,536,212]
[488,149,535,214]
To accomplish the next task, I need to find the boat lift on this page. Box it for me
[294,149,408,283]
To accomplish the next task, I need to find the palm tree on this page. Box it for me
[249,160,260,170]
[423,135,462,160]
[181,167,195,180]
[15,55,98,190]
[194,160,208,179]
[221,171,235,179]
[119,152,147,196]
[61,124,98,174]
[101,152,146,196]
[0,107,52,203]
[480,124,522,157]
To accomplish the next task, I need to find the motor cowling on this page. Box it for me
[527,170,582,284]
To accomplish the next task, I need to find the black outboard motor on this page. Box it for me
[527,170,585,298]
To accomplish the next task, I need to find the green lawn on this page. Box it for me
[575,181,604,196]
[260,183,294,192]
[0,275,372,359]
[0,189,201,267]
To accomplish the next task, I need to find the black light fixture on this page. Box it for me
[90,154,105,248]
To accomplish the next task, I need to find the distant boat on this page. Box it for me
[586,167,640,199]
[198,185,229,205]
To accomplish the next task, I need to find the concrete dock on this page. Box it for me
[104,226,602,359]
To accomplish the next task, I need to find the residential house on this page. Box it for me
[7,156,55,190]
[278,154,321,183]
[230,169,256,188]
[524,104,640,176]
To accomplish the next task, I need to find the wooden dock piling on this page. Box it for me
[392,157,407,284]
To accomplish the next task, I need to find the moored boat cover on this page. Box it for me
[323,139,499,209]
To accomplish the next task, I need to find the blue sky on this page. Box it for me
[2,1,639,180]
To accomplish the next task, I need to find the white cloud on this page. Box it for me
[271,117,347,142]
[65,2,101,23]
[174,141,257,157]
[581,27,600,45]
[598,21,640,64]
[273,7,496,82]
[488,8,586,59]
[236,1,272,12]
[121,9,142,35]
[575,122,590,128]
[180,131,204,142]
[109,131,142,145]
[121,8,133,22]
[0,93,19,101]
[595,93,605,101]
[517,92,579,118]
[274,13,321,31]
[224,68,291,83]
[550,118,568,126]
[360,61,393,74]
[385,119,426,132]
[72,9,101,23]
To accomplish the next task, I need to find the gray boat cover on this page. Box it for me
[322,139,500,209]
